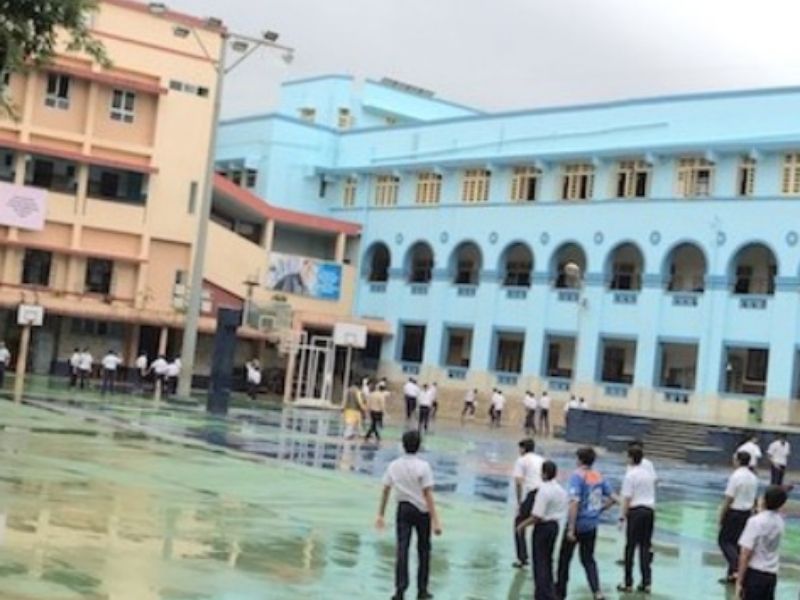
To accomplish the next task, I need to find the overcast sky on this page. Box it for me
[168,0,800,120]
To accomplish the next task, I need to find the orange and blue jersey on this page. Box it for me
[568,467,613,533]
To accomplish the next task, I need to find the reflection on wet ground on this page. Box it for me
[0,396,797,599]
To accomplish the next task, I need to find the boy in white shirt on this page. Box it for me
[735,434,762,470]
[523,391,538,436]
[461,388,478,424]
[718,451,759,585]
[538,391,551,436]
[491,389,506,427]
[766,433,790,486]
[736,485,788,600]
[403,378,420,421]
[512,438,545,569]
[418,384,433,433]
[246,359,262,400]
[0,341,11,388]
[100,350,122,395]
[78,348,93,389]
[618,446,657,593]
[69,348,81,388]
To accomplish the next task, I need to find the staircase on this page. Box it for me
[642,419,710,460]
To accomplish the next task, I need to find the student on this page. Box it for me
[556,446,617,600]
[617,446,657,594]
[134,352,148,392]
[736,485,788,600]
[342,384,365,440]
[245,359,262,400]
[579,397,589,410]
[78,348,93,389]
[735,434,762,470]
[766,433,791,486]
[364,382,388,443]
[461,388,478,423]
[69,348,81,388]
[517,460,567,600]
[491,389,506,427]
[376,430,442,600]
[429,383,439,421]
[403,377,420,420]
[165,358,181,397]
[0,341,11,387]
[539,391,551,436]
[523,390,538,436]
[565,395,579,415]
[418,384,433,433]
[512,438,544,569]
[718,451,759,585]
[149,354,169,396]
[100,350,122,395]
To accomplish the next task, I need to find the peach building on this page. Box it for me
[0,0,377,380]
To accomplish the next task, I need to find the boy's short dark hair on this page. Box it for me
[542,460,557,480]
[628,447,644,465]
[402,430,421,454]
[576,446,596,467]
[519,438,535,453]
[736,451,751,467]
[764,485,788,511]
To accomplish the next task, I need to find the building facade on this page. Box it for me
[218,74,800,426]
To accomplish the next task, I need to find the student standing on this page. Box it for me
[718,451,759,586]
[517,460,567,600]
[429,383,439,421]
[461,388,478,423]
[245,359,262,400]
[736,485,788,600]
[376,430,442,600]
[523,391,538,436]
[78,348,93,389]
[364,383,388,443]
[134,352,148,393]
[165,358,181,398]
[617,446,657,594]
[100,350,122,395]
[0,341,11,387]
[491,389,506,427]
[418,384,433,433]
[149,354,168,396]
[556,446,617,600]
[735,434,762,470]
[766,434,791,486]
[403,378,420,421]
[68,348,81,388]
[342,384,365,439]
[539,391,551,436]
[512,438,544,569]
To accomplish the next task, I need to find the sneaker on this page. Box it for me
[512,560,529,569]
[636,584,651,594]
[417,593,434,600]
[616,584,633,593]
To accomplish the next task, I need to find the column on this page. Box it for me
[157,326,169,356]
[263,218,275,252]
[334,232,346,263]
[126,324,141,366]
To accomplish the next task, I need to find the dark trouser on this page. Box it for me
[556,528,600,597]
[395,501,431,597]
[461,402,476,419]
[136,371,146,392]
[514,490,537,563]
[742,568,777,600]
[491,409,502,427]
[101,369,115,395]
[79,369,90,389]
[69,368,78,388]
[718,509,751,576]
[432,401,438,420]
[365,410,384,441]
[533,521,559,600]
[0,363,5,387]
[405,395,417,419]
[418,406,431,432]
[624,506,655,588]
[247,381,258,400]
[538,408,550,434]
[770,464,785,486]
[524,409,537,433]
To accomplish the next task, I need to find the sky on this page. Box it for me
[168,0,800,120]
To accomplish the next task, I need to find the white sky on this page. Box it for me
[167,0,800,120]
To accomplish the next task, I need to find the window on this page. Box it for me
[169,80,183,91]
[342,176,357,207]
[1,70,10,87]
[676,157,714,197]
[0,149,14,182]
[374,174,399,207]
[738,157,756,197]
[188,181,198,214]
[26,156,77,193]
[88,167,147,205]
[510,166,539,202]
[781,153,800,196]
[45,74,71,109]
[245,169,257,188]
[337,107,353,129]
[495,332,524,374]
[416,172,442,205]
[445,328,472,368]
[110,89,136,123]
[85,258,113,294]
[299,107,316,123]
[561,163,595,200]
[21,249,52,287]
[462,169,491,203]
[400,325,426,363]
[614,160,650,198]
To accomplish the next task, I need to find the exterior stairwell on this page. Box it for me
[642,419,710,460]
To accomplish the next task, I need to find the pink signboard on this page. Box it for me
[0,182,46,231]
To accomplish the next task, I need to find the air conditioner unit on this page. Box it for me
[258,314,277,332]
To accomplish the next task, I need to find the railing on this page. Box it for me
[505,288,528,300]
[557,290,580,303]
[662,389,690,404]
[739,297,768,310]
[410,284,429,296]
[456,285,477,297]
[447,367,468,380]
[548,378,571,392]
[496,373,519,386]
[604,383,629,397]
[672,293,699,307]
[87,181,147,205]
[402,363,420,375]
[369,283,387,293]
[613,291,638,305]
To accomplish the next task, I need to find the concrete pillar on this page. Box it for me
[263,219,275,252]
[335,232,346,263]
[126,324,141,366]
[157,326,169,356]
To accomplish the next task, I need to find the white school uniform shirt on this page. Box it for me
[626,457,657,481]
[539,394,551,410]
[246,363,262,385]
[418,388,434,408]
[135,355,148,372]
[0,347,10,365]
[382,454,435,513]
[429,385,438,402]
[735,441,762,468]
[621,463,657,508]
[566,398,579,411]
[531,479,568,522]
[492,393,506,411]
[738,510,785,574]
[464,390,476,404]
[403,381,420,398]
[166,361,180,378]
[78,352,93,371]
[151,358,168,375]
[523,393,538,411]
[512,452,544,496]
[724,466,759,511]
[101,354,122,371]
[69,352,81,369]
[767,440,791,467]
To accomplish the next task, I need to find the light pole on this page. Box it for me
[163,17,295,399]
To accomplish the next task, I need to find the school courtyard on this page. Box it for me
[0,388,797,600]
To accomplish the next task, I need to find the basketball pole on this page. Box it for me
[13,322,31,404]
[342,344,353,405]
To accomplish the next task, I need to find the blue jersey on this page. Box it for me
[567,468,613,533]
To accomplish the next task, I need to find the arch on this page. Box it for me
[605,241,645,291]
[449,241,483,285]
[663,241,707,292]
[499,241,534,287]
[550,242,588,289]
[405,240,435,284]
[364,242,391,283]
[729,242,777,295]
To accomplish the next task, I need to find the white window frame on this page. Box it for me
[781,153,800,196]
[462,169,491,203]
[299,107,316,123]
[342,176,357,207]
[676,157,714,198]
[738,157,756,197]
[561,163,595,201]
[110,89,136,124]
[374,174,399,207]
[415,172,442,205]
[510,166,540,202]
[614,160,650,199]
[337,107,354,130]
[45,73,71,110]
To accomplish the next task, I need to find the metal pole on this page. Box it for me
[177,35,228,399]
[13,324,31,404]
[342,345,353,406]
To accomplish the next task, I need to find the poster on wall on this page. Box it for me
[265,252,342,301]
[0,182,46,231]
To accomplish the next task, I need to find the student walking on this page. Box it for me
[556,446,617,600]
[512,438,544,569]
[429,383,439,421]
[517,460,567,600]
[149,354,168,397]
[165,358,181,398]
[376,430,442,600]
[342,384,366,440]
[523,390,538,436]
[617,446,657,594]
[364,382,388,443]
[100,350,122,395]
[538,391,551,436]
[490,389,506,427]
[736,485,788,600]
[0,341,11,388]
[735,434,762,470]
[718,451,759,586]
[766,433,791,486]
[245,359,262,400]
[418,384,433,433]
[78,348,93,390]
[68,348,81,388]
[403,377,420,421]
[461,388,478,423]
[134,352,148,393]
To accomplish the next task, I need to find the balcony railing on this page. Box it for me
[662,389,690,404]
[613,291,638,304]
[604,383,629,397]
[557,290,580,303]
[369,283,387,293]
[457,285,477,297]
[401,363,421,375]
[672,293,699,307]
[739,297,768,310]
[410,284,429,296]
[496,373,519,386]
[505,287,528,300]
[447,367,468,380]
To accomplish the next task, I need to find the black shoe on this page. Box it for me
[512,560,528,569]
[636,584,651,594]
[417,593,433,600]
[391,595,403,600]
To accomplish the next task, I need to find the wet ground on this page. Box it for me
[0,390,798,599]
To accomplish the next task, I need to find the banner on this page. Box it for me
[265,252,342,301]
[0,182,46,231]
